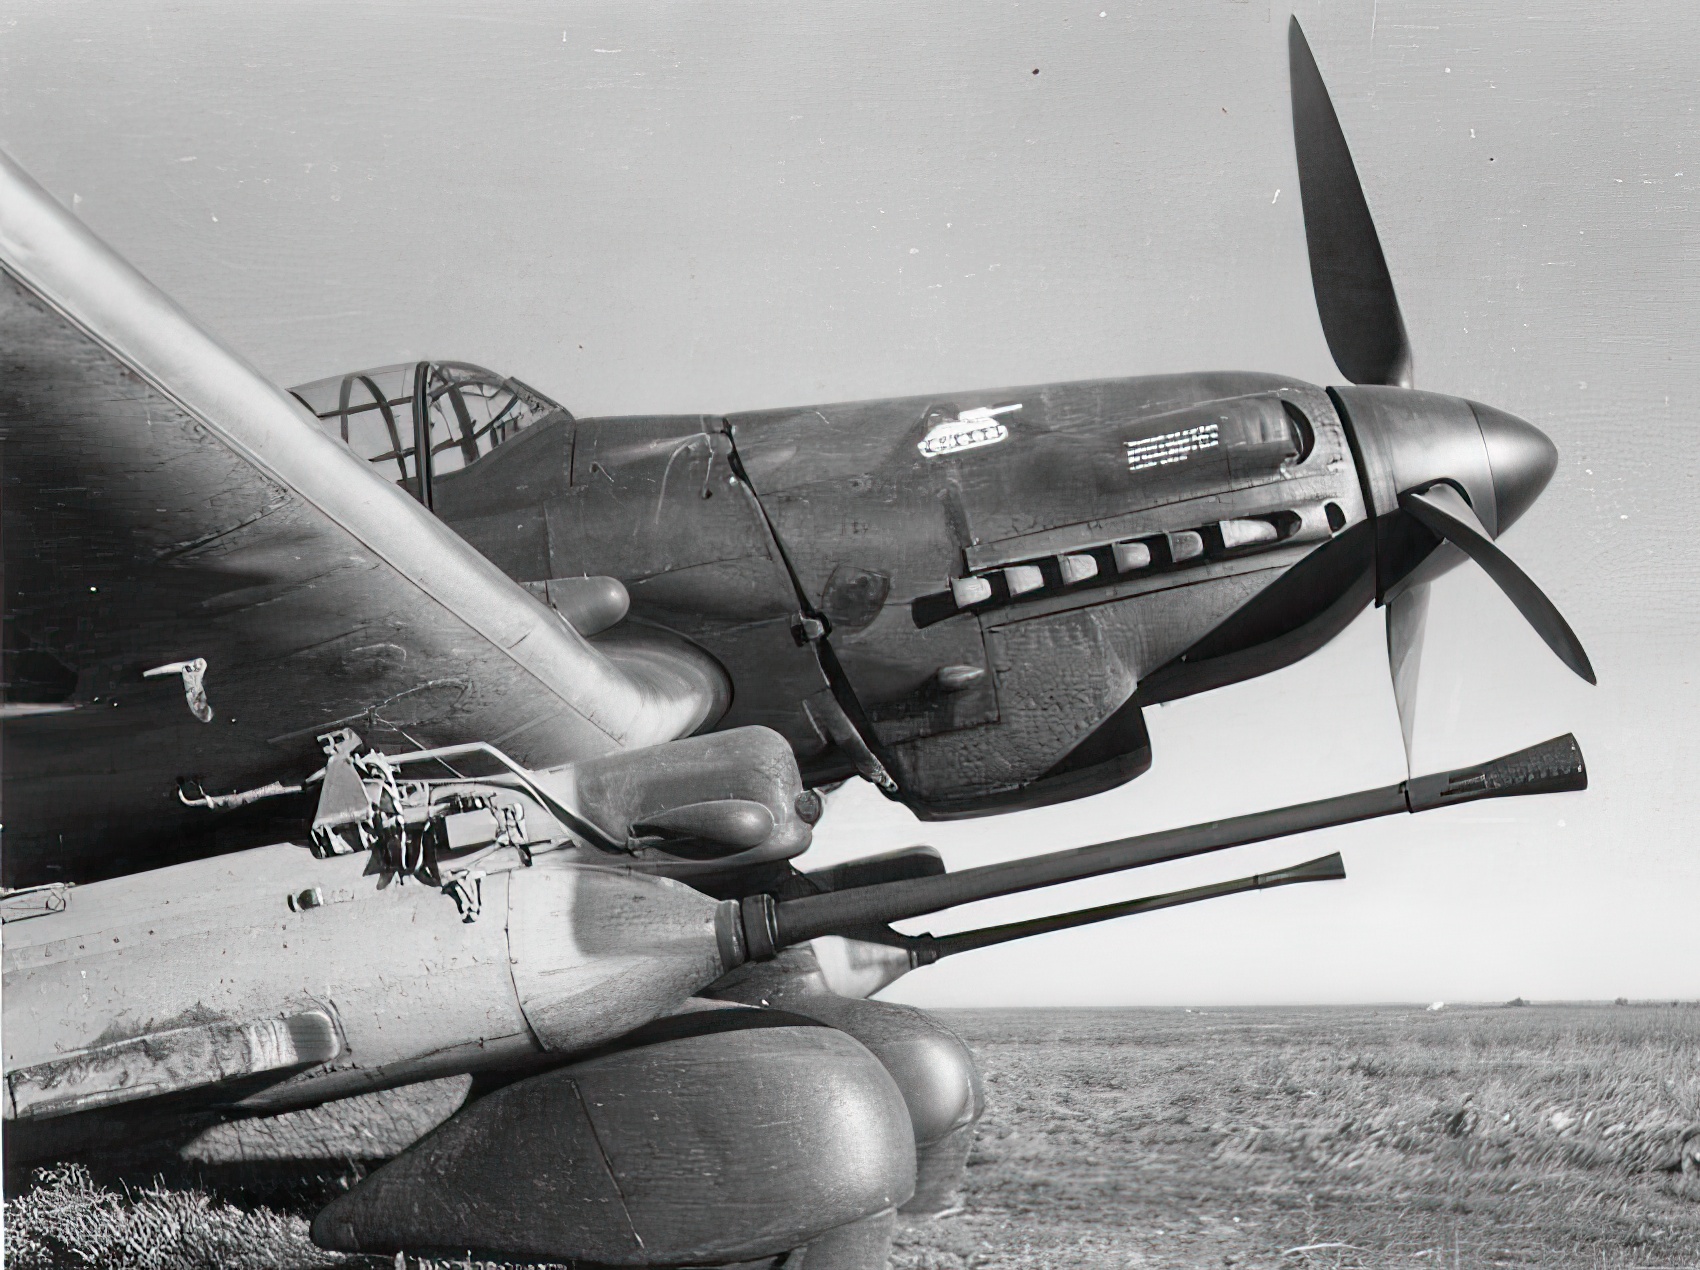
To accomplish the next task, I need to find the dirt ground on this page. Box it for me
[7,1004,1699,1269]
[891,1005,1700,1270]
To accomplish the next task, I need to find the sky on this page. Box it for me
[0,0,1693,1006]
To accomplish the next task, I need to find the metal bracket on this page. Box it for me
[494,803,528,853]
[802,690,899,794]
[142,657,214,723]
[310,730,382,856]
[442,870,485,922]
[6,1010,341,1122]
[791,613,827,645]
[179,779,303,811]
[0,883,70,924]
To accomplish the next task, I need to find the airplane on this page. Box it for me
[0,20,1592,1269]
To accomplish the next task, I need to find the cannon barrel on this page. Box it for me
[905,852,1346,964]
[737,733,1584,958]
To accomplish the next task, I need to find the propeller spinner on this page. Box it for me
[1287,18,1594,767]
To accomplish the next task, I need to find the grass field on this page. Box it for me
[7,1004,1700,1269]
[895,1005,1700,1270]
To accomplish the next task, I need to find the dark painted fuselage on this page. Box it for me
[431,371,1375,818]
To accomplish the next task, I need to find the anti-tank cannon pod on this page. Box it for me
[699,733,1590,1220]
[743,733,1588,957]
[708,954,984,1218]
[0,848,742,1132]
[796,996,984,1219]
[310,1006,916,1269]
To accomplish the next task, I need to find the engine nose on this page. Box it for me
[1330,384,1562,598]
[1468,400,1557,538]
[1330,385,1558,539]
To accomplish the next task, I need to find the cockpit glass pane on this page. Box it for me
[290,362,569,502]
[290,363,419,485]
[421,363,563,477]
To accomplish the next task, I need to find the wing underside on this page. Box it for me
[0,153,716,885]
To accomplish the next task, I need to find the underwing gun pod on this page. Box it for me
[704,854,1346,1218]
[694,733,1585,1222]
[2,734,1582,1263]
[2,725,816,1113]
[731,734,1586,965]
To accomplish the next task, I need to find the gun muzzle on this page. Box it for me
[733,733,1583,961]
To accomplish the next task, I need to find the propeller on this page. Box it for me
[1400,484,1596,685]
[1385,583,1430,766]
[1287,17,1593,770]
[1288,17,1412,390]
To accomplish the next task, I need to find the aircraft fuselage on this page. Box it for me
[431,370,1375,817]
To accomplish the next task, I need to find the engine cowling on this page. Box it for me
[305,364,1373,819]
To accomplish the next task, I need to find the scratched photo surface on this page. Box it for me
[1,1,1695,1267]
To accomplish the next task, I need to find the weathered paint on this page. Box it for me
[2,842,734,1120]
[6,1010,339,1121]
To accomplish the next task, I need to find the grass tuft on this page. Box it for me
[3,1163,342,1270]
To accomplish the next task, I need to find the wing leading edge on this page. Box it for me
[0,150,722,885]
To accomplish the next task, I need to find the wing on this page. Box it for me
[0,150,719,886]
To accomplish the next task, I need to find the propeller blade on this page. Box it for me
[1386,583,1430,772]
[1399,484,1596,684]
[1288,17,1414,388]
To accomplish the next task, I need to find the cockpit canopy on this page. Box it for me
[290,362,571,507]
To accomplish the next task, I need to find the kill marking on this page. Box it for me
[918,404,1021,458]
[1126,423,1219,472]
